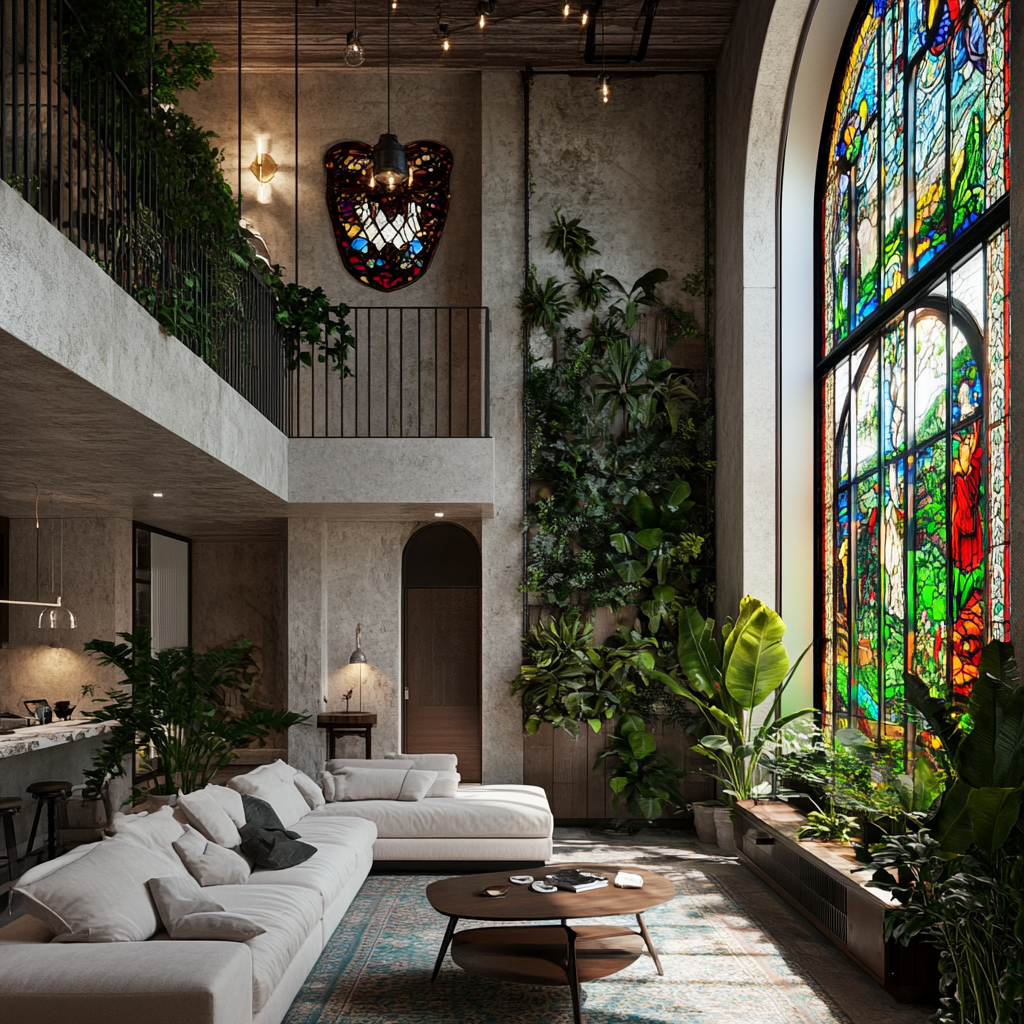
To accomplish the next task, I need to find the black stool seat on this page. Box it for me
[27,781,72,796]
[24,780,72,865]
[0,797,23,811]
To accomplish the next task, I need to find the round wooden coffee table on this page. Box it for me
[425,864,674,1023]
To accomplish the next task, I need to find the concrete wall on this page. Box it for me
[191,538,288,719]
[0,181,289,502]
[528,73,708,338]
[180,71,482,307]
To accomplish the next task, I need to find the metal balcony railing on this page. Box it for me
[291,308,491,439]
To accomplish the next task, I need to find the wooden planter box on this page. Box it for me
[734,801,939,1003]
[523,720,716,821]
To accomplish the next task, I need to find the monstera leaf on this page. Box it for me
[324,140,452,292]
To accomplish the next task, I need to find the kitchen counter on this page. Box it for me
[0,719,116,759]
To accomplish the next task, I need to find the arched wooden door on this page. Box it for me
[402,524,482,782]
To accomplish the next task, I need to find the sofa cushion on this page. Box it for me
[147,876,265,941]
[15,838,187,942]
[203,784,247,827]
[333,766,437,802]
[174,824,251,885]
[110,805,186,852]
[244,819,375,914]
[177,789,243,848]
[290,814,378,850]
[292,770,326,809]
[194,883,321,1013]
[306,784,554,839]
[326,757,459,798]
[238,794,316,870]
[384,752,459,773]
[229,767,310,828]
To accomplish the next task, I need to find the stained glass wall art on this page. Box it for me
[822,0,1010,353]
[324,140,453,292]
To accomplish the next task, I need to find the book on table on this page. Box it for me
[544,870,609,892]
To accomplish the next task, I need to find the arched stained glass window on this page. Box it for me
[817,0,1010,750]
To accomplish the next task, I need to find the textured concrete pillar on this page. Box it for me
[286,518,328,781]
[480,71,527,784]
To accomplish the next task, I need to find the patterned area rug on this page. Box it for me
[284,867,852,1024]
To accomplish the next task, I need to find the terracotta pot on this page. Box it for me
[692,800,723,844]
[713,805,738,855]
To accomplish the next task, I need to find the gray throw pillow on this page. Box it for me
[147,876,264,941]
[239,795,316,870]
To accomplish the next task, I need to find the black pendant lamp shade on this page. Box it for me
[372,132,409,190]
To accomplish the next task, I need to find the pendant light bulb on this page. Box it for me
[581,9,588,26]
[391,0,397,7]
[562,3,570,16]
[345,29,365,67]
[479,12,486,27]
[442,36,450,50]
[598,73,610,104]
[476,0,494,29]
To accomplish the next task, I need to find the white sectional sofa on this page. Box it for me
[0,758,554,1024]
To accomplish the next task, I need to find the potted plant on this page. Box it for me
[81,630,307,800]
[676,596,812,852]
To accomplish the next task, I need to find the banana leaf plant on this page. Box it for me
[604,267,668,330]
[677,597,812,803]
[906,639,1024,854]
[610,480,703,633]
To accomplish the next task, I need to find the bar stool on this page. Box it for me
[23,781,72,864]
[0,797,22,882]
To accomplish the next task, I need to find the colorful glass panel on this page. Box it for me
[823,0,1010,353]
[324,140,453,292]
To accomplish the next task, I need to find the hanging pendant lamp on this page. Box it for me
[371,4,408,190]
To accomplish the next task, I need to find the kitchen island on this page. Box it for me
[0,719,115,759]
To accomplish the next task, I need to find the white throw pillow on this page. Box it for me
[334,766,437,802]
[292,770,326,809]
[325,758,457,798]
[176,789,243,848]
[203,784,247,828]
[110,805,186,852]
[147,876,264,941]
[385,752,459,773]
[424,771,461,798]
[173,825,251,886]
[15,838,185,942]
[16,843,97,886]
[228,769,310,828]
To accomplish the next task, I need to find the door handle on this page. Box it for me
[405,688,410,701]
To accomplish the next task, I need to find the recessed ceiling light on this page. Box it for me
[152,492,163,498]
[434,512,444,517]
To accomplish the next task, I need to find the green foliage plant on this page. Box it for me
[796,806,859,843]
[677,597,812,802]
[593,712,687,820]
[519,266,576,335]
[546,208,600,271]
[81,630,307,798]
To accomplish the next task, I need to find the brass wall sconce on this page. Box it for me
[250,136,277,183]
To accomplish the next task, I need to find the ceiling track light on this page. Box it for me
[436,7,451,51]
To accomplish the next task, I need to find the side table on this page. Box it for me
[318,713,377,759]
